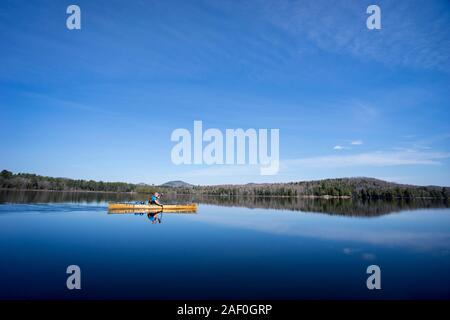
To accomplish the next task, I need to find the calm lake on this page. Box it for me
[0,190,449,299]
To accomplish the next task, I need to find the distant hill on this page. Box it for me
[161,180,193,188]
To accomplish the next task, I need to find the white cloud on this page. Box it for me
[333,145,344,150]
[351,140,363,145]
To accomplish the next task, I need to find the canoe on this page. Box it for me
[108,202,197,212]
[108,208,197,214]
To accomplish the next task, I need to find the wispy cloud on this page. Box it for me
[178,149,450,183]
[23,92,121,117]
[404,133,450,150]
[259,0,450,72]
[334,139,363,150]
[285,150,450,168]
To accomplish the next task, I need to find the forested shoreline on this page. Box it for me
[1,170,449,200]
[0,170,155,193]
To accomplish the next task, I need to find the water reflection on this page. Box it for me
[190,206,450,251]
[110,209,197,224]
[0,190,138,204]
[1,190,448,217]
[0,190,449,299]
[196,195,450,217]
[130,211,163,224]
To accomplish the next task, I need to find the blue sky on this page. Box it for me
[0,0,449,186]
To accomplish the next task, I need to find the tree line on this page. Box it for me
[1,170,449,200]
[188,178,449,199]
[0,170,156,193]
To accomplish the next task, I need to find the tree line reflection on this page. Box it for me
[1,190,448,217]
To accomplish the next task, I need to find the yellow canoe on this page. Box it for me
[108,202,197,213]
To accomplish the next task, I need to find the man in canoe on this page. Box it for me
[149,192,163,208]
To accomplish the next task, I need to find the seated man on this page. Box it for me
[149,192,163,208]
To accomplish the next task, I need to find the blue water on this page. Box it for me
[0,193,450,299]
